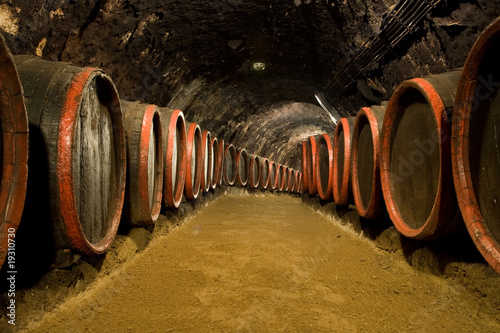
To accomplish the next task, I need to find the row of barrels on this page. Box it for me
[0,34,301,268]
[303,17,500,274]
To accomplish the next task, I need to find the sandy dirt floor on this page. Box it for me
[21,195,500,332]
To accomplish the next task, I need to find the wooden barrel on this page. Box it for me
[0,35,29,267]
[214,138,225,186]
[15,55,126,254]
[259,158,271,190]
[201,130,212,193]
[276,164,284,191]
[235,148,249,187]
[269,161,277,191]
[223,144,237,186]
[452,17,500,273]
[210,137,220,190]
[287,167,295,192]
[333,117,355,206]
[294,170,300,194]
[159,107,187,208]
[307,136,319,196]
[381,71,461,240]
[316,133,334,201]
[121,101,163,226]
[282,166,290,192]
[185,122,202,200]
[352,105,386,219]
[301,141,309,193]
[248,154,261,189]
[297,172,303,194]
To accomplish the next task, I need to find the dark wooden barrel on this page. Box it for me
[294,170,300,194]
[159,107,187,208]
[223,144,237,186]
[282,166,290,192]
[15,55,126,255]
[333,117,355,206]
[214,138,225,186]
[201,130,212,193]
[307,136,319,196]
[235,148,249,187]
[185,122,202,200]
[276,164,284,191]
[0,35,29,267]
[210,137,220,190]
[259,158,271,190]
[352,105,386,219]
[316,133,334,201]
[301,141,309,193]
[287,167,295,192]
[381,71,461,240]
[248,154,261,189]
[121,101,163,226]
[269,161,277,191]
[297,172,303,194]
[452,17,500,273]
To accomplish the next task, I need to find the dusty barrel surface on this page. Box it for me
[259,158,270,190]
[0,36,29,267]
[269,161,277,191]
[307,136,319,196]
[185,122,202,200]
[333,117,355,206]
[210,137,220,190]
[452,18,500,273]
[381,71,461,240]
[235,148,249,187]
[316,133,334,201]
[352,105,386,219]
[121,101,163,226]
[159,107,187,208]
[201,130,212,193]
[15,55,126,254]
[248,154,261,189]
[301,141,309,193]
[223,144,237,186]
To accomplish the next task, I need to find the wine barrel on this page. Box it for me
[294,170,300,194]
[223,144,237,186]
[297,172,303,194]
[333,117,355,206]
[316,133,334,201]
[121,101,163,226]
[287,167,295,192]
[259,158,271,190]
[185,122,202,200]
[214,139,225,186]
[235,148,249,187]
[269,161,278,191]
[282,166,290,192]
[0,35,29,267]
[15,55,126,254]
[452,17,500,273]
[276,164,284,191]
[381,71,461,240]
[210,137,220,190]
[307,136,319,196]
[301,141,309,193]
[352,105,386,219]
[248,154,261,189]
[201,130,212,193]
[159,107,187,208]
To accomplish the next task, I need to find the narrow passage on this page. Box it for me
[27,196,498,332]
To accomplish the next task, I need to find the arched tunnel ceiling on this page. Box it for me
[1,0,500,166]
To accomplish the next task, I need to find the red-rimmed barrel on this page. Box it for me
[287,167,295,192]
[282,166,290,192]
[214,139,225,186]
[201,130,212,193]
[333,117,355,206]
[301,141,309,193]
[210,137,220,190]
[223,144,237,186]
[15,55,126,255]
[235,148,249,187]
[307,136,319,196]
[159,107,187,209]
[352,105,386,219]
[259,158,271,190]
[452,17,500,273]
[269,161,278,191]
[185,122,202,200]
[121,101,163,226]
[276,164,284,191]
[381,71,461,240]
[294,170,300,194]
[316,133,334,201]
[0,36,28,267]
[248,154,261,189]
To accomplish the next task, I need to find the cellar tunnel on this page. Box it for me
[1,0,500,332]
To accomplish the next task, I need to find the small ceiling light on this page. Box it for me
[252,62,266,71]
